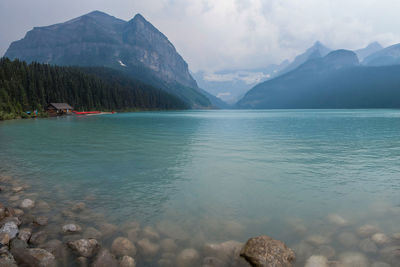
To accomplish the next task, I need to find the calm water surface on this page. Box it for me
[0,110,399,266]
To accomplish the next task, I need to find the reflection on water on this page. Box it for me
[0,110,400,266]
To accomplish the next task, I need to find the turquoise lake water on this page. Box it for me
[1,110,400,266]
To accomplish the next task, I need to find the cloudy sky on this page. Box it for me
[1,0,400,72]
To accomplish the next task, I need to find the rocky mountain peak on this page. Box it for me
[323,49,359,68]
[5,11,197,89]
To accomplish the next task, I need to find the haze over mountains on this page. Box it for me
[194,40,400,105]
[3,10,400,109]
[193,63,289,104]
[237,49,400,108]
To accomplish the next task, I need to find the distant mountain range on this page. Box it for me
[355,42,383,61]
[4,11,215,108]
[363,43,400,66]
[277,41,332,76]
[4,10,400,110]
[193,62,289,104]
[237,49,400,108]
[195,41,396,105]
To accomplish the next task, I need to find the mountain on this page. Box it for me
[198,88,231,109]
[193,62,289,104]
[237,49,400,109]
[276,41,331,76]
[363,43,400,66]
[4,11,211,108]
[0,58,188,120]
[355,42,383,61]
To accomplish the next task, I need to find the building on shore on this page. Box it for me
[46,103,74,116]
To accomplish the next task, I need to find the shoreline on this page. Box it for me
[0,174,254,267]
[1,174,400,266]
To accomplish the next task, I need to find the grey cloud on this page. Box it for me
[1,0,400,72]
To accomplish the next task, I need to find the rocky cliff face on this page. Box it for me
[122,14,197,88]
[5,11,198,91]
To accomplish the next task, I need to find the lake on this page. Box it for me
[1,110,400,266]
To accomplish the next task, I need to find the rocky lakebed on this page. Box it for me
[0,174,399,267]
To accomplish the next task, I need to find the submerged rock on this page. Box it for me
[67,238,100,257]
[160,252,175,261]
[359,238,378,253]
[12,187,24,193]
[0,250,17,267]
[307,235,330,246]
[137,238,160,257]
[223,221,245,237]
[286,218,307,236]
[305,255,329,267]
[156,221,188,240]
[27,248,56,267]
[339,252,369,267]
[0,221,19,239]
[313,245,336,259]
[20,214,34,225]
[92,249,118,267]
[62,223,82,234]
[371,262,391,267]
[83,227,102,239]
[371,233,389,245]
[0,207,5,220]
[76,256,88,267]
[13,209,24,217]
[120,255,136,267]
[71,202,86,212]
[203,256,225,267]
[292,242,313,261]
[9,239,28,250]
[122,221,140,232]
[160,238,178,253]
[126,228,139,242]
[240,235,295,267]
[379,246,400,266]
[111,237,136,257]
[0,232,10,245]
[176,248,200,267]
[327,214,348,226]
[158,258,173,267]
[36,201,51,211]
[9,196,20,202]
[62,234,82,243]
[30,231,48,246]
[392,233,400,240]
[19,199,35,209]
[97,223,117,238]
[34,216,49,226]
[357,224,379,238]
[142,226,160,240]
[338,232,359,248]
[40,239,69,266]
[204,240,243,263]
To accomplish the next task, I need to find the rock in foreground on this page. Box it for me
[111,237,136,257]
[67,238,100,257]
[240,235,295,267]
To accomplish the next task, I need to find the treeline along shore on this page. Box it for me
[0,58,188,121]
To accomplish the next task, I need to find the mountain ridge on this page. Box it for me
[4,11,211,108]
[237,49,400,109]
[363,43,400,66]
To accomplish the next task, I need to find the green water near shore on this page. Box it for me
[0,110,400,266]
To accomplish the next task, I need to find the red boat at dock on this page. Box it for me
[73,111,101,115]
